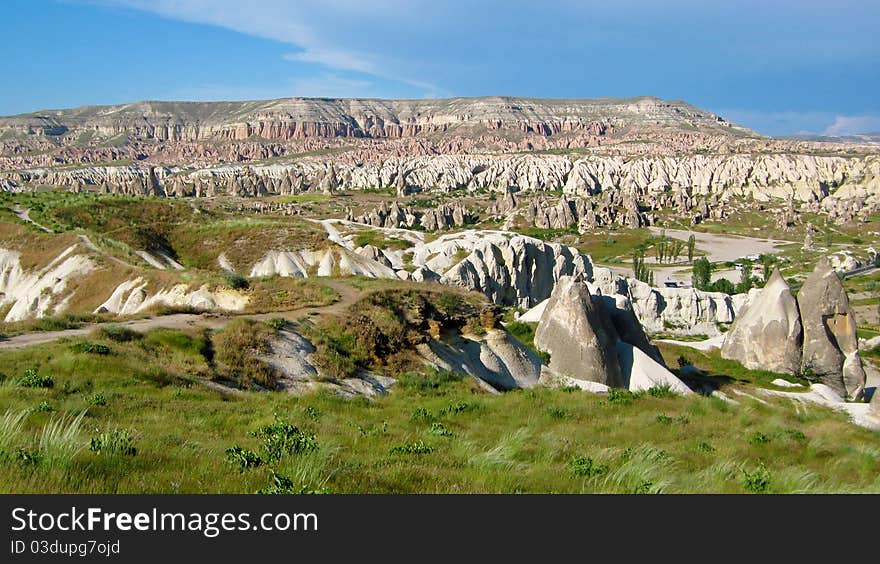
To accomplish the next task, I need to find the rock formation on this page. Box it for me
[797,258,866,400]
[533,276,690,392]
[534,276,624,387]
[721,269,803,374]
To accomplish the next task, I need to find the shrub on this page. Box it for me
[656,414,689,425]
[258,471,332,495]
[265,317,286,332]
[696,442,715,453]
[608,388,636,405]
[225,446,262,470]
[249,418,318,461]
[743,463,771,493]
[222,271,250,290]
[570,456,607,478]
[390,441,434,455]
[89,428,137,456]
[98,325,142,343]
[545,406,572,419]
[749,432,771,445]
[35,401,54,413]
[440,400,478,416]
[427,422,454,437]
[70,342,111,355]
[88,393,107,407]
[15,448,41,467]
[647,385,676,398]
[410,407,436,423]
[18,368,53,389]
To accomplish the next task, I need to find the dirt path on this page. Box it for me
[13,206,52,233]
[0,279,361,351]
[649,227,795,263]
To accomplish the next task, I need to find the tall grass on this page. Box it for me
[0,409,27,453]
[38,411,86,465]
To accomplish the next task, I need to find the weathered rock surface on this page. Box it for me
[94,277,248,316]
[615,341,692,394]
[10,153,880,227]
[533,276,690,392]
[721,269,803,374]
[418,328,543,391]
[534,276,623,387]
[797,258,866,400]
[0,245,95,322]
[535,278,623,388]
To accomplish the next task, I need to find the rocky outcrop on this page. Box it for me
[533,276,690,392]
[721,269,803,374]
[94,277,248,316]
[422,231,594,308]
[0,245,96,322]
[347,200,475,231]
[797,258,866,400]
[418,329,543,391]
[1,96,737,143]
[11,152,880,227]
[534,276,624,387]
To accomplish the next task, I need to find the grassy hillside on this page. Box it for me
[0,326,878,494]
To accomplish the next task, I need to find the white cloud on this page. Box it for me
[823,115,880,136]
[98,0,441,96]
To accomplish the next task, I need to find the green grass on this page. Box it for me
[656,342,808,390]
[0,331,878,493]
[352,230,413,250]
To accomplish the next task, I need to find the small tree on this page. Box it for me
[692,257,713,290]
[687,234,696,263]
[735,268,754,294]
[632,249,654,285]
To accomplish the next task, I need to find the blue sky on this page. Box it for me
[2,0,879,136]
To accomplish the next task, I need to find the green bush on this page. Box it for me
[88,393,107,407]
[608,388,636,405]
[222,271,250,290]
[696,442,715,453]
[257,471,331,495]
[427,422,454,437]
[545,406,572,419]
[98,325,143,343]
[749,431,771,444]
[34,401,54,413]
[743,463,771,493]
[439,400,478,416]
[265,317,286,332]
[89,429,137,456]
[70,342,112,355]
[249,418,318,461]
[570,456,607,478]
[390,441,434,455]
[647,385,676,398]
[225,446,262,470]
[18,369,53,389]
